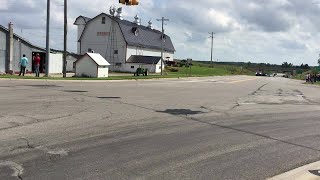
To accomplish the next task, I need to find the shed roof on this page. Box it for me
[127,55,161,64]
[76,13,175,52]
[80,53,110,66]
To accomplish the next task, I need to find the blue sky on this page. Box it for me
[1,0,320,65]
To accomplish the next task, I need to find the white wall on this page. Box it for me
[66,55,77,72]
[49,53,63,74]
[80,15,126,69]
[0,30,6,73]
[126,45,174,61]
[97,66,109,77]
[75,56,97,77]
[75,17,86,54]
[12,38,45,73]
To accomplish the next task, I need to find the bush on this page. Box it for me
[225,66,238,74]
[166,67,179,72]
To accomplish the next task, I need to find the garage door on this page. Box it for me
[0,50,5,72]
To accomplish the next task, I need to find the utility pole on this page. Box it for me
[157,17,169,76]
[63,0,67,78]
[45,0,50,77]
[209,32,215,68]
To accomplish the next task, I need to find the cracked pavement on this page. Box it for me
[0,76,320,179]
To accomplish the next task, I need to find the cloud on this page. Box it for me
[0,0,9,10]
[1,0,320,65]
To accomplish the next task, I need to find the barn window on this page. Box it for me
[102,17,106,24]
[131,66,135,69]
[114,50,118,54]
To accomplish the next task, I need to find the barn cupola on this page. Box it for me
[116,7,123,20]
[147,20,152,29]
[109,6,116,16]
[133,15,140,25]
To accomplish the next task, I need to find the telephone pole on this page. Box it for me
[157,17,169,76]
[209,32,215,68]
[45,0,50,77]
[63,0,67,78]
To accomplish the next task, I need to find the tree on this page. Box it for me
[282,62,289,68]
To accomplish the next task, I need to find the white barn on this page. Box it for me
[74,8,175,73]
[75,53,110,78]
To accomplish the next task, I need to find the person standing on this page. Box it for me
[33,53,41,77]
[19,54,28,76]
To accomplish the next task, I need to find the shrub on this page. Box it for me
[166,67,179,72]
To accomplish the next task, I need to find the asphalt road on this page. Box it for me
[1,76,320,180]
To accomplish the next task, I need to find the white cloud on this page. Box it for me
[1,0,320,65]
[0,0,9,10]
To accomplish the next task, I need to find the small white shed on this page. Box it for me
[75,53,110,78]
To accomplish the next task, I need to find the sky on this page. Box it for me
[1,0,320,65]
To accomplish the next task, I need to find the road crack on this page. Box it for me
[0,161,24,180]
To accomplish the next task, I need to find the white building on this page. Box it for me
[74,8,175,73]
[75,53,110,78]
[0,22,77,74]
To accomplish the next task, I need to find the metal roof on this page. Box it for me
[0,24,73,54]
[74,16,91,25]
[126,55,161,64]
[0,24,45,51]
[76,13,175,52]
[87,53,110,66]
[75,53,110,66]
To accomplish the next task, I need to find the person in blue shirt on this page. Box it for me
[19,54,28,76]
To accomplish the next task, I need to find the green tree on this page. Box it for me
[282,62,289,68]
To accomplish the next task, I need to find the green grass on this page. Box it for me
[166,65,254,77]
[0,63,254,81]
